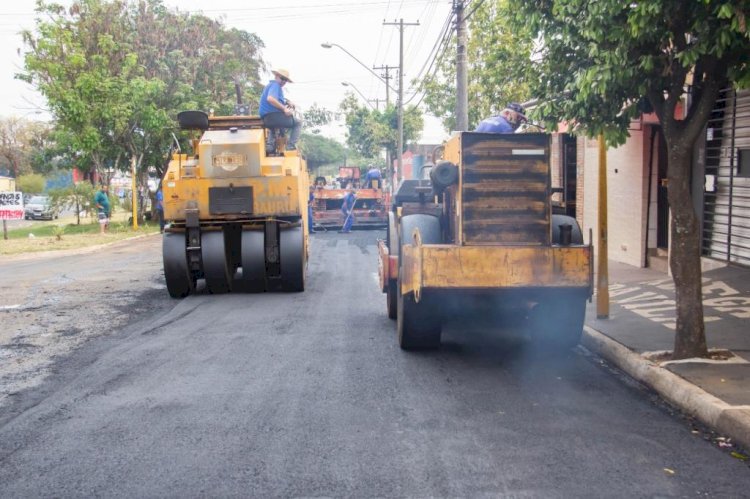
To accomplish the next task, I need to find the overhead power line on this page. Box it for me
[463,0,486,22]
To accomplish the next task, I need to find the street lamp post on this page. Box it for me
[341,82,376,110]
[321,43,397,94]
[322,42,398,187]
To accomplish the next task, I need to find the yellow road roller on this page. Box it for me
[162,111,308,297]
[378,132,593,350]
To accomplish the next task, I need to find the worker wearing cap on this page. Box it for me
[259,68,301,152]
[474,102,527,133]
[339,186,356,234]
[364,165,382,189]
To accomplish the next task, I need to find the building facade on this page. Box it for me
[557,89,750,272]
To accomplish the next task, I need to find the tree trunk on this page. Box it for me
[666,145,708,359]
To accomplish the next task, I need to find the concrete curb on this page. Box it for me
[582,325,750,451]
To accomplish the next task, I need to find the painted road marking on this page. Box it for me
[609,277,743,330]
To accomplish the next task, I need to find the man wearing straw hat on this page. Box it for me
[259,68,302,153]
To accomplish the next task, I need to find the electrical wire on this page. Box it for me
[463,0,486,22]
[402,7,455,106]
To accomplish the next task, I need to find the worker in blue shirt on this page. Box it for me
[308,186,315,233]
[364,166,382,188]
[259,68,301,153]
[474,102,527,133]
[339,187,356,234]
[155,187,165,233]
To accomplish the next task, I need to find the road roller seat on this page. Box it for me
[260,119,289,156]
[177,110,209,131]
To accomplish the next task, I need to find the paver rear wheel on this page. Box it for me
[385,212,399,320]
[386,280,398,320]
[530,293,587,350]
[397,277,442,350]
[551,214,583,244]
[396,214,442,350]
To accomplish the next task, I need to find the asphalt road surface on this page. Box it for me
[0,231,748,497]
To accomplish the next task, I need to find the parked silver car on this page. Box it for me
[24,195,57,220]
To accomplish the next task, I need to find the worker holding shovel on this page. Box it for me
[339,186,356,234]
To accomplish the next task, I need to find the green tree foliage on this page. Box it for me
[339,94,423,159]
[421,0,535,131]
[48,181,96,225]
[0,117,53,177]
[302,104,333,134]
[18,0,265,182]
[299,133,345,171]
[16,173,46,194]
[25,121,59,175]
[513,0,750,359]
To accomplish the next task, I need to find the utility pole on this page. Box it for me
[384,19,419,182]
[454,0,469,131]
[373,64,396,185]
[373,65,396,106]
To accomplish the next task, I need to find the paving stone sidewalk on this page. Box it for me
[583,260,750,451]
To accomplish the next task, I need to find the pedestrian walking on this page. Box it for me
[94,185,111,234]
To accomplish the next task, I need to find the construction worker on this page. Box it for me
[259,68,301,153]
[475,102,527,133]
[308,186,315,233]
[339,186,356,234]
[364,166,382,188]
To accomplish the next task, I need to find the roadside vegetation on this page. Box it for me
[0,213,159,256]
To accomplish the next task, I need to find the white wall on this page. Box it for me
[582,130,649,267]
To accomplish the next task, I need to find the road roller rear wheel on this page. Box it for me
[163,232,195,298]
[529,293,587,350]
[280,225,305,292]
[386,212,399,320]
[397,273,441,350]
[241,229,266,292]
[386,280,397,320]
[397,214,442,350]
[201,230,232,294]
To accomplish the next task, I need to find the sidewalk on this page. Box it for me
[582,260,750,452]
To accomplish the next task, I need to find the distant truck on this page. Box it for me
[311,166,389,230]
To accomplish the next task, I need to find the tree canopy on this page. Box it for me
[299,132,346,171]
[421,0,534,132]
[18,0,266,180]
[513,0,750,358]
[0,117,52,177]
[339,93,423,160]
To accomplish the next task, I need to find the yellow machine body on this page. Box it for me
[161,113,308,297]
[399,132,591,298]
[380,131,593,350]
[163,124,308,225]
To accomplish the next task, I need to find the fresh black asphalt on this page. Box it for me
[0,231,748,496]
